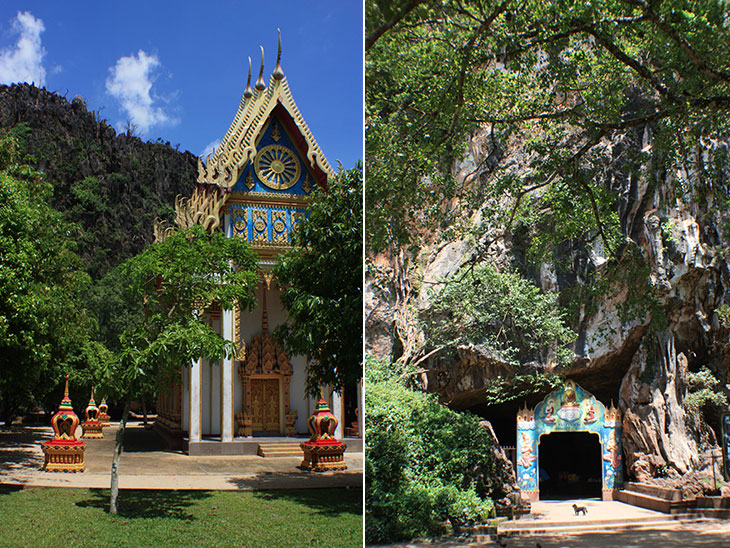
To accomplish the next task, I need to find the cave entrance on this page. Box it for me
[515,380,623,501]
[538,431,602,500]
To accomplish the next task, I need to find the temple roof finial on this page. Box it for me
[273,29,284,81]
[63,375,69,398]
[255,46,266,91]
[244,57,253,99]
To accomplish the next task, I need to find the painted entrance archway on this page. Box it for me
[516,380,622,501]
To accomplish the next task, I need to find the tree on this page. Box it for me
[366,0,730,367]
[274,164,363,395]
[102,224,259,514]
[423,263,576,366]
[0,127,96,423]
[367,0,730,255]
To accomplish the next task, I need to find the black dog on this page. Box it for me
[572,503,588,516]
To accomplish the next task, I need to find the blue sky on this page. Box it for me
[0,2,363,168]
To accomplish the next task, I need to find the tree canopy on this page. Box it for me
[366,0,730,256]
[0,128,97,422]
[275,164,364,395]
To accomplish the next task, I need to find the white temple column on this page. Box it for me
[190,357,202,443]
[332,390,343,441]
[221,307,234,442]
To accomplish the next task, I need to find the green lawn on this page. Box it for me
[0,486,362,547]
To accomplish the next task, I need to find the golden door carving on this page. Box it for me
[251,379,279,432]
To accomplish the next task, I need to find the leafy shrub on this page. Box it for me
[685,366,728,410]
[365,357,501,543]
[423,263,575,366]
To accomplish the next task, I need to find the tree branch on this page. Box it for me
[366,0,425,51]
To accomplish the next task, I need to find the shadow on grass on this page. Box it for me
[252,486,363,517]
[75,488,213,520]
[0,484,24,497]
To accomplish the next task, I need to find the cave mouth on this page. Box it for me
[538,431,602,500]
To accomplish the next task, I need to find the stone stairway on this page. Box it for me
[257,442,304,457]
[471,499,714,542]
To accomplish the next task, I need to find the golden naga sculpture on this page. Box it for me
[153,185,227,243]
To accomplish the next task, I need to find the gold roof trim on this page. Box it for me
[197,35,333,190]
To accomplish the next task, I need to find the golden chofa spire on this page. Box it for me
[255,46,266,91]
[273,29,284,81]
[244,56,253,99]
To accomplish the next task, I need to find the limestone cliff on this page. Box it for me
[366,122,730,487]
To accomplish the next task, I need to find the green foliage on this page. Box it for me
[102,225,259,400]
[274,165,363,396]
[483,372,564,407]
[0,128,96,421]
[685,366,728,410]
[423,263,576,366]
[366,0,730,273]
[365,356,501,543]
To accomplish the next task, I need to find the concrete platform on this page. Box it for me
[187,435,362,456]
[0,422,362,491]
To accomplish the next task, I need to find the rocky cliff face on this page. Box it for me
[366,122,730,486]
[0,83,197,278]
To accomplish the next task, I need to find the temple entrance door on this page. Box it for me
[251,378,280,434]
[538,431,602,500]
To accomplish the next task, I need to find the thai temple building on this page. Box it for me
[153,34,362,455]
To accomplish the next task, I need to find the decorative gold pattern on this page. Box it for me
[254,145,301,190]
[252,210,267,242]
[196,37,333,190]
[271,121,281,142]
[302,173,312,194]
[245,171,255,190]
[235,305,246,362]
[154,186,226,243]
[272,211,287,243]
[237,283,295,437]
[251,378,279,432]
[233,217,246,233]
[291,211,304,229]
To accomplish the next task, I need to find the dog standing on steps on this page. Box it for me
[572,503,588,516]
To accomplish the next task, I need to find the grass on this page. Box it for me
[0,485,362,547]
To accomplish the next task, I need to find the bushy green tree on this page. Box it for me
[101,224,259,514]
[0,128,96,423]
[423,263,576,366]
[365,357,502,543]
[274,164,363,395]
[367,0,730,261]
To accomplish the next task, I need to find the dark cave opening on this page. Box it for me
[538,431,602,500]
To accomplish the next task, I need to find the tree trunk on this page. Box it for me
[142,400,148,427]
[110,399,132,515]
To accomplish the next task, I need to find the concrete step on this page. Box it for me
[615,487,691,513]
[488,514,709,538]
[257,443,303,457]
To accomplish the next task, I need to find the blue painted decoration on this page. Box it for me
[516,380,622,497]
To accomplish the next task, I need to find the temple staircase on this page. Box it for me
[257,441,304,457]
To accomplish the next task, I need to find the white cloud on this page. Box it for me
[105,50,176,135]
[0,11,46,86]
[201,138,221,158]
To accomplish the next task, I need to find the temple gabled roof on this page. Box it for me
[197,33,334,191]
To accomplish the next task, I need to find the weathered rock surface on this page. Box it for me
[366,120,730,485]
[0,83,197,278]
